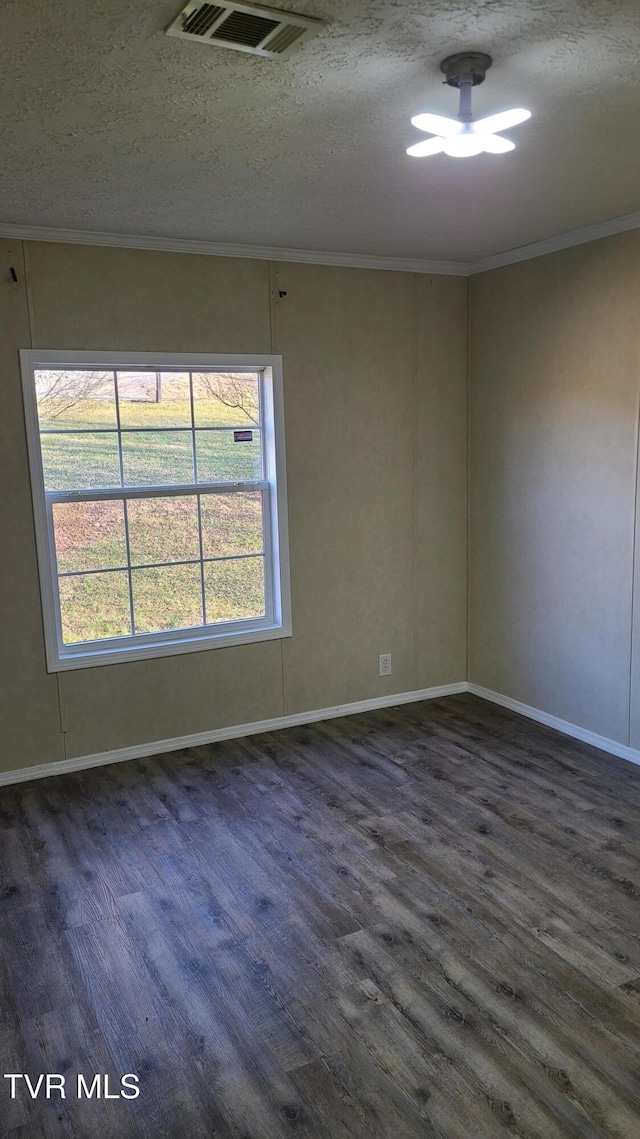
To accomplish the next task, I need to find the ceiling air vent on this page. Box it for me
[165,0,325,58]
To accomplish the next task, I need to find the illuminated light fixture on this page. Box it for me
[407,52,531,159]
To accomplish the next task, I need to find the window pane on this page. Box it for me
[132,564,203,633]
[196,430,262,483]
[192,372,260,427]
[117,371,192,428]
[53,500,127,573]
[121,431,193,486]
[200,492,263,558]
[35,370,116,430]
[204,557,265,623]
[41,432,121,490]
[127,496,199,566]
[59,571,131,643]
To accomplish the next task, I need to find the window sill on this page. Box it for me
[47,621,292,673]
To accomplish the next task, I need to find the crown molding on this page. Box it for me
[0,222,468,276]
[2,209,640,278]
[468,209,640,274]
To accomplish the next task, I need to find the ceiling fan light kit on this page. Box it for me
[408,52,531,160]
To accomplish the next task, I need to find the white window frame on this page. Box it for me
[20,350,291,672]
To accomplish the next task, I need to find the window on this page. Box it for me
[20,351,291,671]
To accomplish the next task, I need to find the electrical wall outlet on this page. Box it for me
[379,653,392,677]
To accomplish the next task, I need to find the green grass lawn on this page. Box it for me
[40,390,267,643]
[57,555,265,643]
[36,372,259,431]
[40,394,263,490]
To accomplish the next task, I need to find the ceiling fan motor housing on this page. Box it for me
[440,52,492,88]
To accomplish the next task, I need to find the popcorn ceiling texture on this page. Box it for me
[1,0,639,260]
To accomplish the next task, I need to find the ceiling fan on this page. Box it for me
[407,52,531,159]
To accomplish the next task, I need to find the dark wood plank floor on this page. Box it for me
[3,694,640,1137]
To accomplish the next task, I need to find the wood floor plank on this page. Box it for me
[19,1002,133,1139]
[291,1046,429,1139]
[2,693,640,1136]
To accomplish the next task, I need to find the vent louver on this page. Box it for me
[212,11,279,46]
[166,0,324,58]
[263,23,305,54]
[182,3,225,35]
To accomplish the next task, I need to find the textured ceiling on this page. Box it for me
[1,0,639,262]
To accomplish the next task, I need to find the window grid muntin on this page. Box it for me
[36,367,262,422]
[40,426,265,489]
[39,425,264,433]
[57,551,265,578]
[50,485,269,648]
[41,365,267,650]
[38,367,264,493]
[113,370,136,636]
[189,372,209,624]
[195,492,208,625]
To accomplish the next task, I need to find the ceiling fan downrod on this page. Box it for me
[440,52,493,122]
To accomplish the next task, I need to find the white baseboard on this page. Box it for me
[0,682,466,787]
[4,680,640,788]
[467,683,640,768]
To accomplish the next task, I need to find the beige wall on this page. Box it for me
[0,240,467,770]
[4,228,639,772]
[0,242,64,769]
[469,231,640,745]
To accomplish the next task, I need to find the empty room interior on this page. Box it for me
[3,0,640,1135]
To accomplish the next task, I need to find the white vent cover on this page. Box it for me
[165,0,325,58]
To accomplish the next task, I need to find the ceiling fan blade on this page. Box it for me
[443,134,485,158]
[481,133,516,153]
[410,113,461,137]
[473,108,531,135]
[406,136,446,157]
